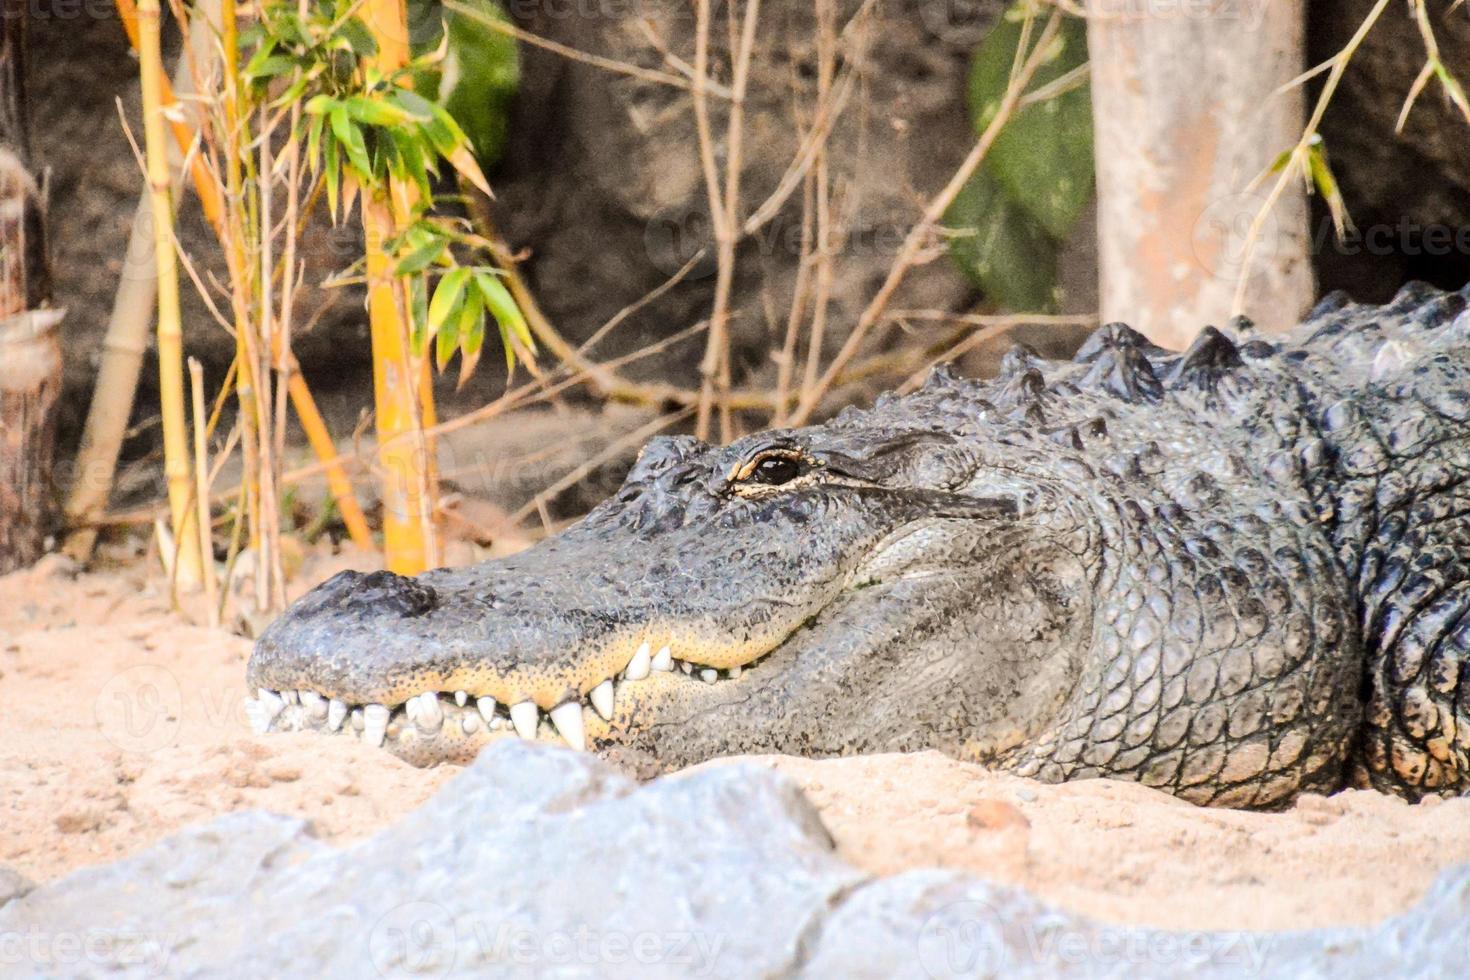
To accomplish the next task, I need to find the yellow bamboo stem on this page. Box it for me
[115,0,226,238]
[188,358,220,625]
[137,0,203,590]
[127,0,376,555]
[361,0,439,574]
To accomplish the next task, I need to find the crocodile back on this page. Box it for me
[1285,283,1470,796]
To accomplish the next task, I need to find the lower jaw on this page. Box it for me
[263,697,512,765]
[249,667,745,768]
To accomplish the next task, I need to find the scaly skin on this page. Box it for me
[248,282,1470,808]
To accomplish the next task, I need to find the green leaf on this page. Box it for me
[944,168,1058,312]
[428,266,472,337]
[305,110,325,176]
[409,276,430,352]
[329,105,373,178]
[1306,140,1353,238]
[270,73,313,110]
[475,270,531,353]
[394,236,448,276]
[245,50,297,83]
[342,95,419,128]
[967,7,1093,238]
[458,293,486,386]
[442,0,520,166]
[435,298,462,370]
[389,129,432,198]
[335,16,378,59]
[323,125,341,221]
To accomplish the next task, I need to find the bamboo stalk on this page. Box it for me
[188,357,219,625]
[364,195,436,575]
[137,0,202,591]
[217,0,264,575]
[67,0,372,564]
[360,0,438,575]
[62,8,213,561]
[114,0,226,237]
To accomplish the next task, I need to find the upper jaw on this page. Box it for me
[245,618,792,762]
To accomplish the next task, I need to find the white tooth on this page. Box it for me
[411,692,443,732]
[244,698,271,735]
[476,696,498,724]
[549,701,586,751]
[490,717,505,731]
[679,660,693,675]
[651,646,674,671]
[462,713,481,735]
[727,666,742,679]
[299,691,327,718]
[590,679,615,720]
[624,642,652,681]
[510,701,540,740]
[327,699,348,732]
[258,688,285,723]
[362,704,389,747]
[700,668,718,684]
[454,690,468,707]
[350,708,364,732]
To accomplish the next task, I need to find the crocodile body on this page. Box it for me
[248,283,1470,808]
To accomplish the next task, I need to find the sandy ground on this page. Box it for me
[4,547,1470,933]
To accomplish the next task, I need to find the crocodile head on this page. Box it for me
[247,383,1098,773]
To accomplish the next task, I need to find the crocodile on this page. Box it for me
[247,282,1470,808]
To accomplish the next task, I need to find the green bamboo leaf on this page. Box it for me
[1266,146,1294,174]
[382,88,437,123]
[967,7,1092,238]
[305,111,325,176]
[428,267,472,335]
[409,277,430,351]
[270,73,312,110]
[475,270,531,353]
[245,51,296,83]
[1306,141,1353,238]
[323,127,340,221]
[458,296,486,387]
[329,105,373,178]
[389,130,432,198]
[394,237,447,276]
[436,300,461,371]
[335,16,378,59]
[303,94,335,116]
[500,324,515,374]
[342,95,419,128]
[271,11,310,49]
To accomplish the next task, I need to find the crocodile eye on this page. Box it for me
[751,455,801,485]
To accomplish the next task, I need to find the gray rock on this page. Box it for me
[0,742,862,978]
[3,742,1466,978]
[0,867,33,909]
[801,866,1470,979]
[0,812,323,978]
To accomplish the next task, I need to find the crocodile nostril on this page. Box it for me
[331,570,438,618]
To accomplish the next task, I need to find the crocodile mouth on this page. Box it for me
[245,638,778,764]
